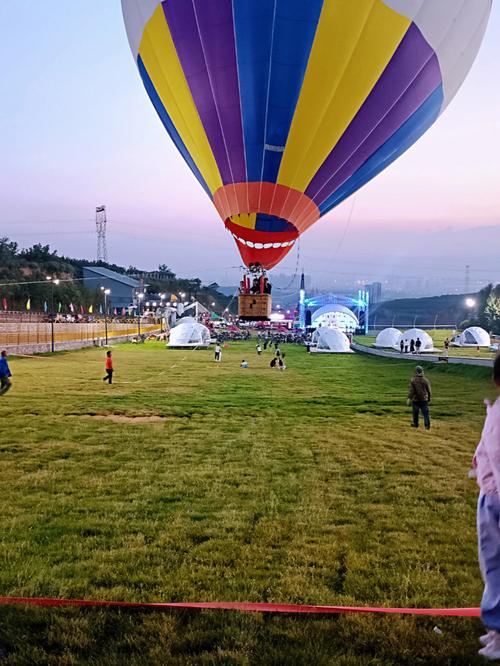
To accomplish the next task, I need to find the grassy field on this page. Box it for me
[357,329,497,359]
[0,340,497,665]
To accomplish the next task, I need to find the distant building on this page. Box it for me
[366,282,382,305]
[83,266,142,309]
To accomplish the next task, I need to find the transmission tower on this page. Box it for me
[96,205,108,262]
[465,264,470,294]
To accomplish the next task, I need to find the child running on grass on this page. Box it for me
[474,354,500,660]
[103,350,113,384]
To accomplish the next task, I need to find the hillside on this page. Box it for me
[0,237,232,313]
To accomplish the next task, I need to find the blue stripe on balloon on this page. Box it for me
[137,55,211,198]
[318,85,444,217]
[233,0,323,184]
[255,213,295,233]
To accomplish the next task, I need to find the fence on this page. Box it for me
[0,322,161,349]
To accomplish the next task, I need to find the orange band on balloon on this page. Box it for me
[213,183,320,234]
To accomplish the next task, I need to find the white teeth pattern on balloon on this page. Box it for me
[231,234,295,249]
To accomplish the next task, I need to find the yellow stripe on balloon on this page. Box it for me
[278,0,410,193]
[230,213,257,230]
[139,5,223,194]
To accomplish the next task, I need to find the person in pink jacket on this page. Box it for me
[474,355,500,660]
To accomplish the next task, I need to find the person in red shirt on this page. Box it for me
[103,350,113,384]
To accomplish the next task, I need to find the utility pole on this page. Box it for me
[96,205,108,262]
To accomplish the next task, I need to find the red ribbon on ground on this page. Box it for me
[0,596,480,617]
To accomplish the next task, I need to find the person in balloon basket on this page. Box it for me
[407,366,431,429]
[473,355,500,660]
[0,350,12,395]
[102,350,113,384]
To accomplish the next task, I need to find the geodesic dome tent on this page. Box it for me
[396,328,436,352]
[174,316,197,326]
[311,327,352,353]
[168,322,211,348]
[311,304,359,332]
[374,327,402,348]
[456,326,491,347]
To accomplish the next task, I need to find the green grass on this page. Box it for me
[356,329,497,359]
[0,341,496,664]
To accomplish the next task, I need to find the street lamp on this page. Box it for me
[137,292,144,336]
[466,297,476,308]
[101,287,111,345]
[46,276,60,352]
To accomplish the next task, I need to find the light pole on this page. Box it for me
[160,293,166,331]
[101,287,111,345]
[46,276,60,352]
[137,292,144,337]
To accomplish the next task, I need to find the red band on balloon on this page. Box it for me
[213,182,320,234]
[0,596,480,617]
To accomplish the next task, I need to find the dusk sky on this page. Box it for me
[1,1,499,292]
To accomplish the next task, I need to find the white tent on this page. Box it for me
[453,326,491,347]
[374,327,402,348]
[174,316,197,326]
[311,304,359,332]
[395,328,437,353]
[311,327,352,353]
[168,322,211,348]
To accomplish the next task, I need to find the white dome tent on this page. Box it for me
[453,326,491,347]
[395,329,437,353]
[311,304,359,332]
[174,316,197,326]
[311,327,352,353]
[374,327,402,349]
[168,322,211,348]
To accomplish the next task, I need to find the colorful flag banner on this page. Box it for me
[43,301,48,313]
[80,305,84,314]
[69,303,74,313]
[26,299,31,311]
[121,307,126,316]
[114,308,117,316]
[2,297,7,311]
[58,302,62,313]
[99,304,103,315]
[89,305,93,314]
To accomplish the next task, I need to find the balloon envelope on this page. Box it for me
[122,0,491,269]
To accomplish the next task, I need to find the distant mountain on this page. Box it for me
[370,292,479,328]
[0,237,231,313]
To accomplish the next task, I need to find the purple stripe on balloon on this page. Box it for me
[162,0,246,185]
[305,24,442,204]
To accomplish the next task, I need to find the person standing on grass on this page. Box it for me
[256,343,262,355]
[473,355,500,660]
[444,338,450,357]
[0,350,12,395]
[214,343,222,362]
[103,350,113,384]
[400,339,404,354]
[408,365,431,429]
[415,337,422,354]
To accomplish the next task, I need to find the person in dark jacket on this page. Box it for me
[408,365,431,429]
[0,350,12,395]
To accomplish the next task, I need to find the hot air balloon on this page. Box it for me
[122,0,491,272]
